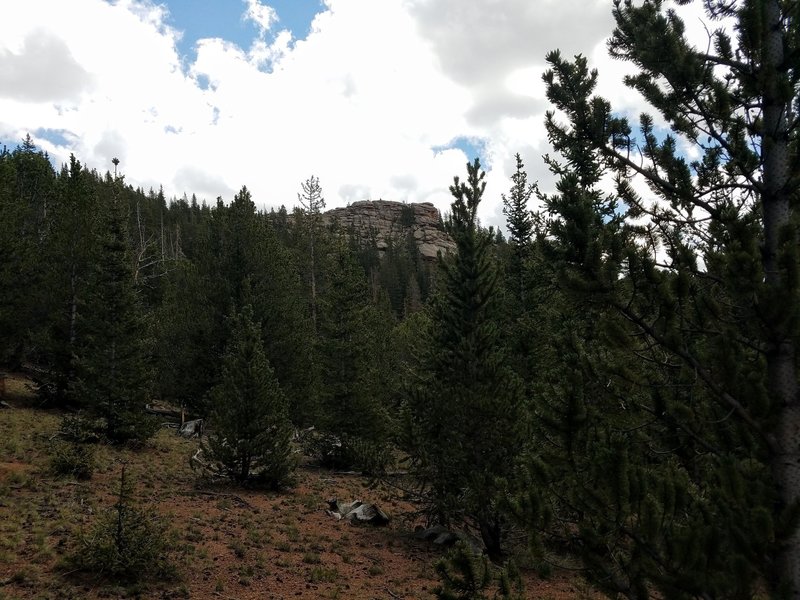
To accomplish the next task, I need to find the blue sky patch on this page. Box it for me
[266,0,325,39]
[162,0,325,62]
[195,73,213,91]
[433,136,487,167]
[34,128,74,148]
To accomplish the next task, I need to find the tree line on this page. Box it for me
[2,0,798,596]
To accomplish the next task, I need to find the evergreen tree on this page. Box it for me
[528,0,800,595]
[499,156,544,392]
[152,186,313,421]
[70,180,157,444]
[153,261,217,412]
[202,303,294,488]
[309,237,395,471]
[403,159,526,560]
[223,186,315,424]
[434,542,524,600]
[12,134,56,241]
[0,137,58,368]
[151,193,220,413]
[297,175,326,332]
[0,146,25,365]
[40,155,101,405]
[501,153,534,308]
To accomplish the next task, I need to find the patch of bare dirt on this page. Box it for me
[0,374,594,599]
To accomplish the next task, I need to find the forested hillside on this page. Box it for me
[1,0,799,598]
[0,142,433,430]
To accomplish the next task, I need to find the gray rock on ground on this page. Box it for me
[326,498,390,526]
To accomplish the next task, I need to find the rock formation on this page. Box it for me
[322,200,455,261]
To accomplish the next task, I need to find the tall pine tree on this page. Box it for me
[527,0,800,595]
[297,175,326,333]
[403,159,526,560]
[310,237,395,471]
[70,177,157,444]
[501,153,535,309]
[40,155,100,406]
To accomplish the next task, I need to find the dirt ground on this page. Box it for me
[0,373,593,599]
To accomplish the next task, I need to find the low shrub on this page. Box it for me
[434,542,524,600]
[298,430,393,475]
[50,441,95,480]
[59,414,103,444]
[68,466,172,582]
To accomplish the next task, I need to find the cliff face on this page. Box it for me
[323,200,455,261]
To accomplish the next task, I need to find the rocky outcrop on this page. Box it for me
[323,200,455,261]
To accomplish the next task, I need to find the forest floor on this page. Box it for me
[0,373,595,600]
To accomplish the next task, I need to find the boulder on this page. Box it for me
[326,498,390,526]
[323,200,455,262]
[179,418,204,438]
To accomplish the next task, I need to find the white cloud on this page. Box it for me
[2,0,710,229]
[243,0,279,37]
[0,31,94,102]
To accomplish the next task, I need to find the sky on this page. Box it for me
[0,0,705,227]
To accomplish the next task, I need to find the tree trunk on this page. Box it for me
[478,515,503,563]
[761,0,800,593]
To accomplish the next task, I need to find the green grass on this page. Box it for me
[309,566,339,584]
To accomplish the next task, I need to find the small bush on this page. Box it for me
[299,430,392,475]
[434,542,524,600]
[68,466,172,582]
[60,410,159,447]
[229,540,246,559]
[60,414,103,444]
[309,566,339,584]
[50,441,94,480]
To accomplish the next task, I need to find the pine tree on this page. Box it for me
[0,138,59,368]
[40,155,101,406]
[434,542,524,600]
[71,465,171,580]
[529,0,800,595]
[156,186,313,421]
[0,146,24,365]
[70,181,157,444]
[403,159,526,560]
[12,134,56,241]
[309,237,394,471]
[223,186,316,425]
[153,261,217,413]
[151,193,220,413]
[203,303,294,488]
[297,175,326,332]
[499,156,545,393]
[501,153,534,308]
